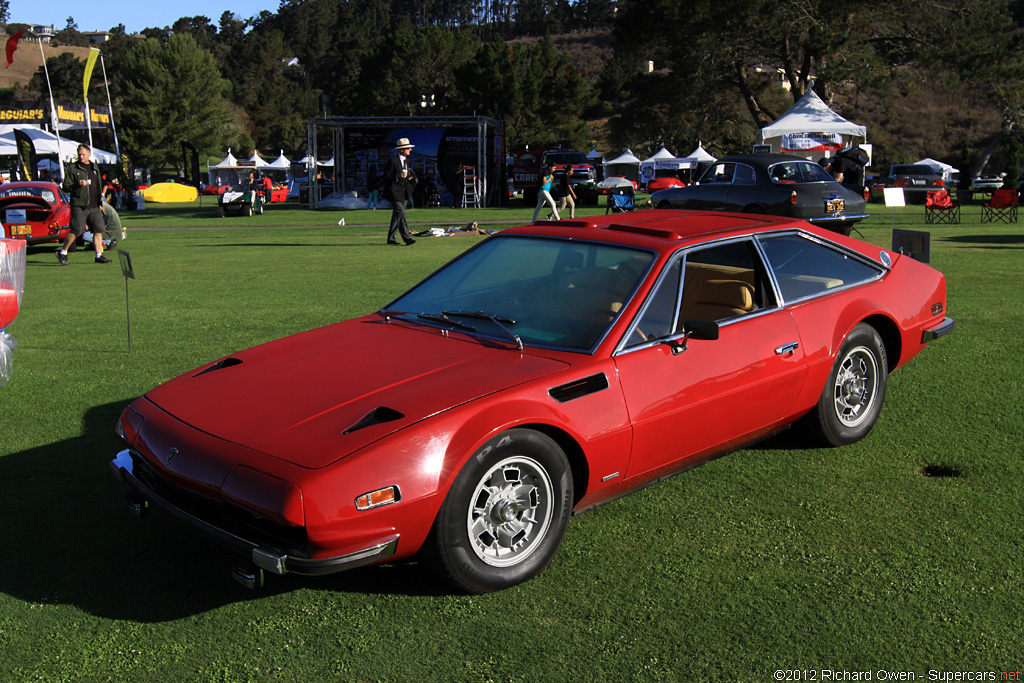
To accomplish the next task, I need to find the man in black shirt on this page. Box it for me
[57,144,110,265]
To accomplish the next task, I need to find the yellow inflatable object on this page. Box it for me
[143,183,198,203]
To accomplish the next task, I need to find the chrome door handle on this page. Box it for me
[775,342,800,355]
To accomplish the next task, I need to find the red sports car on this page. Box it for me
[111,210,954,593]
[0,181,72,245]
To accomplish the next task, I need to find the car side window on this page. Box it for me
[703,163,735,184]
[758,233,884,302]
[732,164,756,185]
[625,239,776,348]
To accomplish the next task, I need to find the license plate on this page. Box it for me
[11,224,32,236]
[825,200,844,212]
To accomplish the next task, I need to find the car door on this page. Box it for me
[613,238,808,481]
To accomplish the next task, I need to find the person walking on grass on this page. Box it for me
[558,166,577,219]
[56,144,110,265]
[532,165,560,223]
[383,138,418,245]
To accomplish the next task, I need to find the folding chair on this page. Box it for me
[924,190,960,224]
[605,188,637,214]
[981,189,1018,223]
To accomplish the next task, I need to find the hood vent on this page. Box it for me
[549,373,609,403]
[193,357,243,377]
[343,406,406,435]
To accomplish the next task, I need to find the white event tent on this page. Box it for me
[640,146,693,184]
[756,89,866,159]
[915,157,958,184]
[683,143,716,164]
[0,124,117,165]
[210,149,239,168]
[604,149,642,181]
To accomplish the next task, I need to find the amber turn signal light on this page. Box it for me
[356,486,401,511]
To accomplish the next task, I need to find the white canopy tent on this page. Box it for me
[683,143,716,164]
[211,149,239,168]
[915,157,959,184]
[245,151,269,167]
[604,148,642,181]
[639,146,693,183]
[267,150,290,170]
[0,124,117,165]
[756,89,866,159]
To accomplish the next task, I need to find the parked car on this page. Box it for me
[874,164,946,203]
[511,149,599,205]
[651,154,869,235]
[111,210,953,593]
[647,176,686,192]
[0,181,71,245]
[970,175,1004,192]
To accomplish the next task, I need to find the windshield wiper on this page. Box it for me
[416,312,477,332]
[444,310,523,351]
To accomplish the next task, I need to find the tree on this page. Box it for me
[0,0,9,24]
[117,34,235,170]
[457,36,596,150]
[224,28,316,154]
[357,26,479,115]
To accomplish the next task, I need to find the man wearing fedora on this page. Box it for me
[384,138,418,245]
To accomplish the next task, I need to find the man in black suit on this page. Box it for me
[384,138,417,245]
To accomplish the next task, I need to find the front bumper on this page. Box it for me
[110,449,399,578]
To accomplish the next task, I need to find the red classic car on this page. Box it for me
[111,210,953,593]
[0,181,72,245]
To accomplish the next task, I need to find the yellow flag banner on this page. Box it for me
[83,48,100,102]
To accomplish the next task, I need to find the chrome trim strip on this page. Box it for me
[808,214,871,222]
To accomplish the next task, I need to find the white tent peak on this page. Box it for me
[644,146,677,161]
[212,149,239,168]
[684,144,716,163]
[758,89,866,141]
[605,148,641,165]
[246,150,268,167]
[268,150,290,169]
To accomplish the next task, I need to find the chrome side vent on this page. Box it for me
[548,373,609,403]
[193,357,243,377]
[343,407,405,435]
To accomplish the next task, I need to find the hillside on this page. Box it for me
[0,36,94,89]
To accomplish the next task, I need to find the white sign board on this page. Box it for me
[883,187,906,207]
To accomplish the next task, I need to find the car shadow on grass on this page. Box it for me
[0,402,450,623]
[942,234,1024,248]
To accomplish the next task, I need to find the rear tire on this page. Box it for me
[800,323,888,446]
[426,429,573,593]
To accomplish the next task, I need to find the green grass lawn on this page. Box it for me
[1,202,1021,682]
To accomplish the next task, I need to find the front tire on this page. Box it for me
[801,323,888,446]
[426,429,573,593]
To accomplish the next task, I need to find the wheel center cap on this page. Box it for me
[491,500,519,524]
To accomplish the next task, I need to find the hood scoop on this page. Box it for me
[193,357,243,377]
[343,406,405,435]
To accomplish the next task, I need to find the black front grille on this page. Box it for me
[129,453,309,557]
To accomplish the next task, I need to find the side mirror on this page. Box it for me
[662,320,719,355]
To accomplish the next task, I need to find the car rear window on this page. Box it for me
[891,165,935,176]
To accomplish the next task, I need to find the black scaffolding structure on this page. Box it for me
[303,115,504,208]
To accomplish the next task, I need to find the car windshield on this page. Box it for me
[384,235,654,352]
[545,152,587,166]
[0,186,58,203]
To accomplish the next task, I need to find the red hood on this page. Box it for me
[145,316,568,468]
